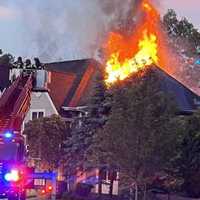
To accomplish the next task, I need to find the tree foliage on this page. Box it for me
[24,114,68,169]
[172,110,200,197]
[163,9,179,36]
[88,68,181,188]
[163,9,200,53]
[0,51,14,65]
[63,70,108,175]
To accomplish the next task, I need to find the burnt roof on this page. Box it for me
[44,59,99,109]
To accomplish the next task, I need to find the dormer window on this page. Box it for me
[31,110,45,120]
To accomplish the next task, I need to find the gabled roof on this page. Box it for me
[45,59,199,115]
[45,59,92,74]
[44,59,99,111]
[155,66,200,114]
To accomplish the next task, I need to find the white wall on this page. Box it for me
[24,91,58,125]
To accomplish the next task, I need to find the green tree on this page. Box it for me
[0,52,14,65]
[191,29,200,52]
[63,70,108,175]
[88,68,181,198]
[24,114,68,169]
[163,9,200,52]
[172,110,200,197]
[163,9,179,36]
[177,18,194,38]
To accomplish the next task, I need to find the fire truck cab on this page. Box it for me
[0,132,28,200]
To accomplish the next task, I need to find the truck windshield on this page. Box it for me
[0,142,20,161]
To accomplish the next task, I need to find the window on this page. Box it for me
[38,112,44,118]
[31,110,45,120]
[32,112,38,120]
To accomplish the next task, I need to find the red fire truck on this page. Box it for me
[0,73,33,200]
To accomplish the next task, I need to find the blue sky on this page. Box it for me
[0,0,199,61]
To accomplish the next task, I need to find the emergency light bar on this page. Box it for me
[4,169,20,182]
[4,131,13,139]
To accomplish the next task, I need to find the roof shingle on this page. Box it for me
[45,59,99,110]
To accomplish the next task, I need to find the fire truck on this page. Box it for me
[0,73,33,200]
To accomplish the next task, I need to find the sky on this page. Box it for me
[0,0,199,62]
[162,0,200,28]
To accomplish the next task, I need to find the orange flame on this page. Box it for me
[105,0,161,85]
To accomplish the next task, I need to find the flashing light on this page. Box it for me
[4,131,13,139]
[48,186,53,191]
[4,169,20,182]
[41,189,46,194]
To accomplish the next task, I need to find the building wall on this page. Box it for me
[75,168,119,195]
[93,181,118,195]
[24,91,58,125]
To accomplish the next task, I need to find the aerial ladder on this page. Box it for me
[0,73,33,200]
[0,74,32,132]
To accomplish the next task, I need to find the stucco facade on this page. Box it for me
[24,90,58,125]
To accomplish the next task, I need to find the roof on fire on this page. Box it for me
[45,59,199,115]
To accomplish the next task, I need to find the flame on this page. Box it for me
[105,0,160,85]
[142,0,159,19]
[106,31,158,83]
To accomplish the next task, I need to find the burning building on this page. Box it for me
[103,0,181,87]
[44,58,100,121]
[104,0,161,85]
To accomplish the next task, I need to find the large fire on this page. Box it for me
[105,0,161,85]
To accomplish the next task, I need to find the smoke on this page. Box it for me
[0,5,17,20]
[9,0,140,62]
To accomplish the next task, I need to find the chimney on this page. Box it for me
[33,69,48,91]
